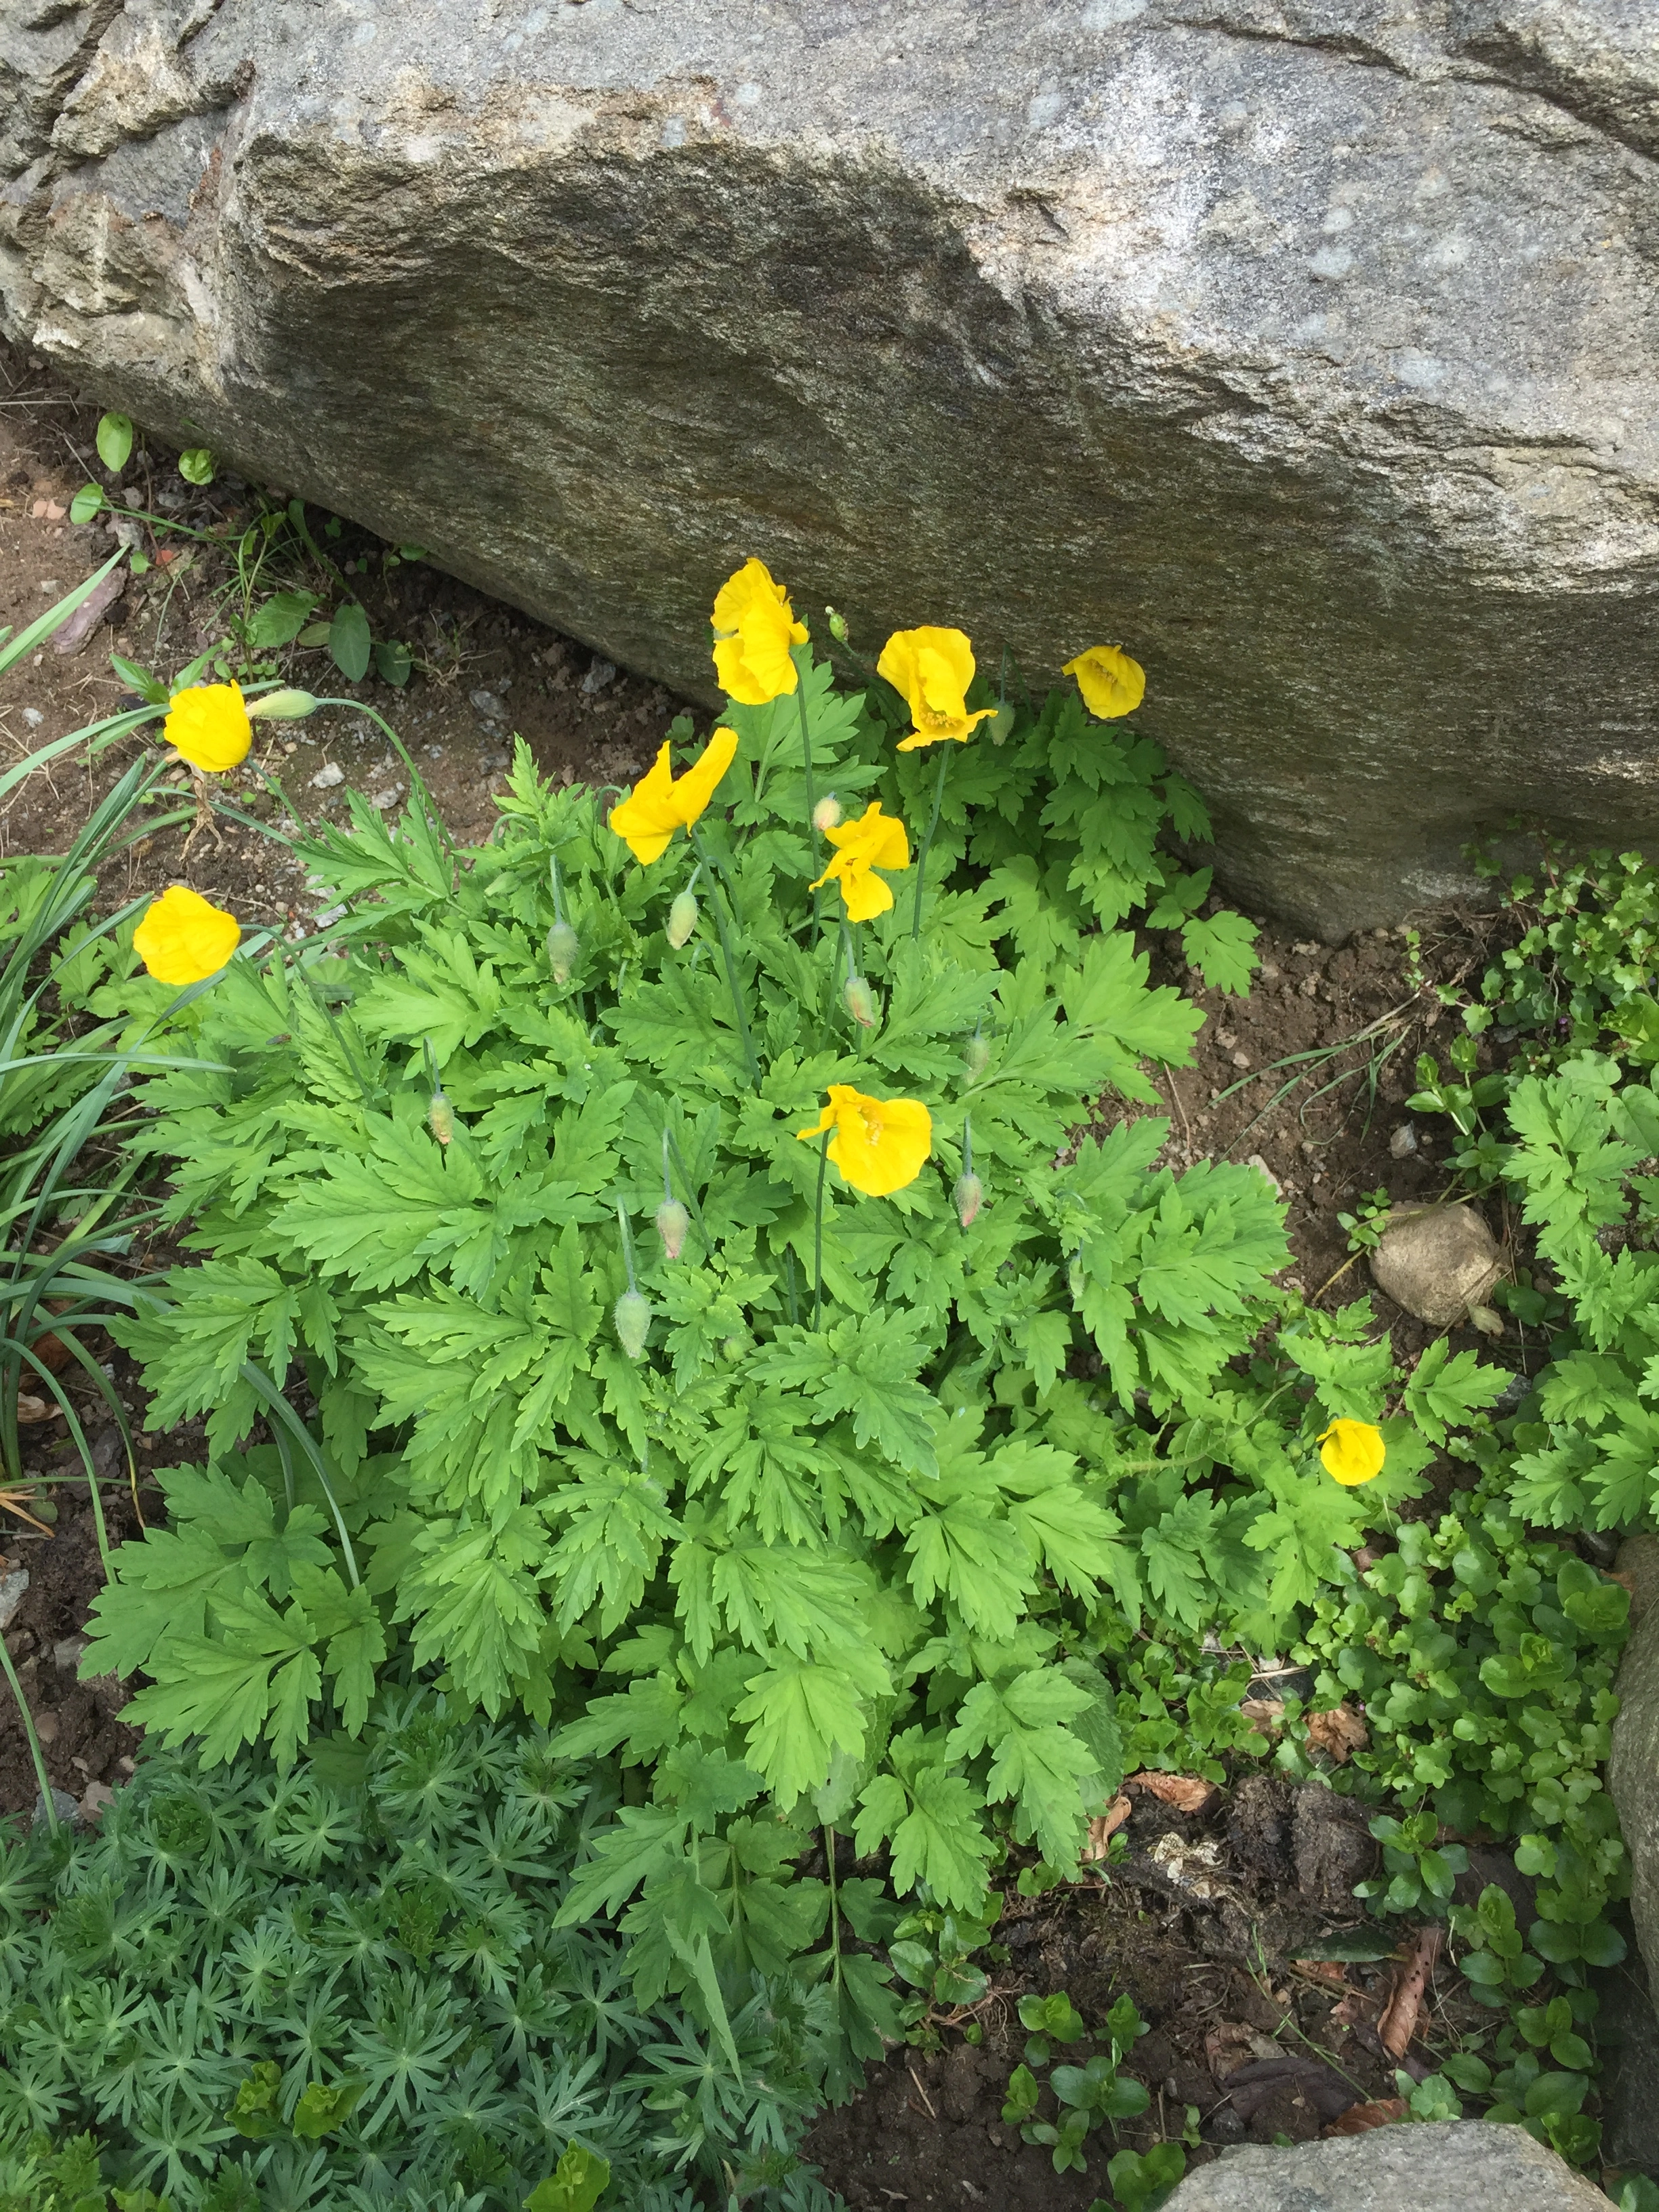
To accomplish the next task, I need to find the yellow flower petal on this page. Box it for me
[1318,1418,1387,1487]
[878,626,997,750]
[609,726,739,865]
[164,680,252,774]
[132,884,240,986]
[1064,645,1146,721]
[796,1083,931,1196]
[808,800,910,921]
[712,558,808,705]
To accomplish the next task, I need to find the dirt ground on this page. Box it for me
[0,342,1540,2189]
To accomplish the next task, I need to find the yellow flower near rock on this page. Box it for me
[798,1084,931,1196]
[1064,645,1146,721]
[1318,1418,1386,1487]
[132,884,240,985]
[164,680,252,773]
[610,726,739,865]
[811,800,911,922]
[712,558,808,704]
[878,627,996,751]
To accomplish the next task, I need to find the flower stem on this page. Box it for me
[689,824,762,1092]
[911,747,951,941]
[792,644,823,936]
[0,1631,56,1835]
[812,1130,831,1330]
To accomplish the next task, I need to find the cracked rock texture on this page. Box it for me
[1162,2120,1615,2210]
[3,0,1658,934]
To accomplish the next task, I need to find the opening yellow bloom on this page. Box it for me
[1064,645,1146,721]
[1318,1418,1387,1488]
[712,558,808,705]
[132,884,240,986]
[798,1084,932,1197]
[609,726,739,865]
[810,800,911,922]
[164,680,252,774]
[878,627,996,752]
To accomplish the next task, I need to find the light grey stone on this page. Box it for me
[1610,1557,1659,2002]
[1370,1203,1501,1328]
[1163,2121,1614,2211]
[0,1568,29,1632]
[4,3,1659,933]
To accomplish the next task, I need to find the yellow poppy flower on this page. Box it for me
[810,800,911,922]
[712,558,808,705]
[797,1084,931,1197]
[1318,1418,1387,1488]
[609,726,739,865]
[132,884,240,985]
[878,627,997,752]
[165,680,252,773]
[1064,645,1146,721]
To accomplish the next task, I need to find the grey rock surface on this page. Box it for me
[1370,1202,1502,1326]
[4,3,1659,933]
[1163,2121,1614,2211]
[1610,1559,1659,1999]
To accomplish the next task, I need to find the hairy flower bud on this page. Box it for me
[546,919,579,984]
[825,606,849,644]
[246,688,320,721]
[812,792,842,834]
[953,1170,983,1229]
[655,1197,691,1261]
[843,972,877,1028]
[964,1033,991,1080]
[666,890,699,949]
[427,1090,455,1147]
[613,1288,651,1361]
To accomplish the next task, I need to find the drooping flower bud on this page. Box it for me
[954,1170,983,1229]
[825,606,849,644]
[843,972,877,1027]
[813,792,843,834]
[247,688,320,721]
[546,919,579,984]
[964,1032,991,1080]
[613,1288,651,1361]
[655,1197,691,1261]
[428,1090,455,1146]
[666,890,699,948]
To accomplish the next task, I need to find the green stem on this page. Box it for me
[792,643,824,937]
[825,1824,842,1987]
[690,825,762,1092]
[0,1633,56,1835]
[911,747,951,941]
[813,1129,831,1330]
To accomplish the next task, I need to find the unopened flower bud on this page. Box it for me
[825,606,849,644]
[843,972,877,1027]
[813,792,842,834]
[964,1033,991,1080]
[427,1090,454,1146]
[546,919,579,984]
[247,688,319,721]
[613,1288,651,1361]
[666,890,699,949]
[655,1197,691,1261]
[953,1170,984,1229]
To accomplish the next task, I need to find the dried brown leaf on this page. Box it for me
[14,1395,50,1425]
[1325,2096,1407,2136]
[1240,1697,1286,1734]
[1082,1795,1132,1860]
[1204,2022,1256,2081]
[1306,1703,1370,1763]
[1126,1769,1218,1814]
[1378,1924,1442,2059]
[1292,1960,1351,1990]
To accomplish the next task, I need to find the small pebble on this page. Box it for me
[22,708,43,728]
[309,761,345,789]
[1298,975,1319,998]
[1389,1122,1418,1158]
[470,687,508,720]
[81,1780,117,1822]
[34,1711,58,1745]
[0,1568,30,1631]
[1231,1048,1251,1069]
[1246,1152,1281,1195]
[51,1634,87,1671]
[581,658,618,695]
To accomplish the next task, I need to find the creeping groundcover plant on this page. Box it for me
[77,563,1520,2098]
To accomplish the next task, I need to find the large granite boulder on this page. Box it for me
[3,2,1658,935]
[1610,1532,1659,2003]
[1163,2120,1614,2211]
